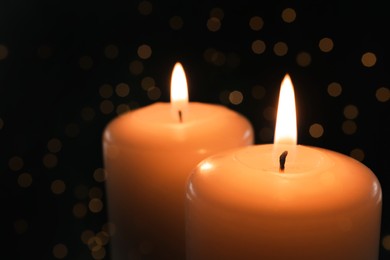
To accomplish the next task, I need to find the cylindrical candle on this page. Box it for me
[102,63,254,260]
[186,144,382,260]
[185,74,382,260]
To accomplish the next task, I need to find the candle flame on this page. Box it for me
[274,74,297,145]
[170,62,189,112]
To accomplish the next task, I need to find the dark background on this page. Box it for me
[0,0,389,259]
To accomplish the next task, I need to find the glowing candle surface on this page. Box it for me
[185,74,382,260]
[102,62,254,260]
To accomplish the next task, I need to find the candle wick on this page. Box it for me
[279,151,288,172]
[178,110,183,123]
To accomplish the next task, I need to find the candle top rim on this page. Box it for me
[187,144,382,215]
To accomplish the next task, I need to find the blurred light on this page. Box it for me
[81,230,95,244]
[79,55,93,70]
[51,179,66,195]
[0,44,8,60]
[52,243,68,259]
[87,236,103,250]
[376,87,389,102]
[361,52,377,67]
[141,76,155,91]
[48,138,62,153]
[9,156,23,171]
[251,85,266,99]
[100,100,114,115]
[211,51,226,66]
[319,37,334,52]
[65,123,80,138]
[169,16,184,30]
[203,48,216,63]
[343,104,359,119]
[18,172,32,188]
[99,84,113,98]
[327,82,342,97]
[249,16,264,31]
[210,7,224,20]
[382,234,390,250]
[147,86,161,100]
[342,120,357,135]
[104,44,119,59]
[273,42,288,56]
[309,123,324,138]
[91,246,106,259]
[116,104,130,114]
[129,60,144,75]
[350,148,365,162]
[42,153,58,168]
[281,8,296,23]
[137,44,152,59]
[96,231,110,246]
[218,90,230,105]
[251,40,266,54]
[138,0,153,15]
[73,203,87,218]
[296,52,311,67]
[93,168,106,183]
[89,198,104,213]
[229,90,243,105]
[207,17,221,32]
[115,83,130,97]
[81,106,96,121]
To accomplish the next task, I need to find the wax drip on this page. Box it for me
[279,151,288,172]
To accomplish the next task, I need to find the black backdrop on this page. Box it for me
[1,1,389,259]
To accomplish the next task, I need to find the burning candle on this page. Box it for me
[102,62,254,260]
[185,74,382,260]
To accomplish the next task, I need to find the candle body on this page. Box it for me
[103,102,254,260]
[186,144,382,260]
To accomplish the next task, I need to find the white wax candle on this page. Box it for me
[185,74,382,260]
[102,62,254,260]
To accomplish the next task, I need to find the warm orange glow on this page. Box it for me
[274,74,297,145]
[170,62,189,113]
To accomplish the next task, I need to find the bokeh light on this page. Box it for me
[309,123,324,138]
[104,44,119,59]
[169,16,184,30]
[9,156,24,171]
[376,87,389,102]
[52,243,68,259]
[281,8,296,23]
[319,37,334,53]
[249,16,264,31]
[273,42,288,56]
[361,52,377,67]
[138,0,153,15]
[17,172,33,188]
[327,82,342,97]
